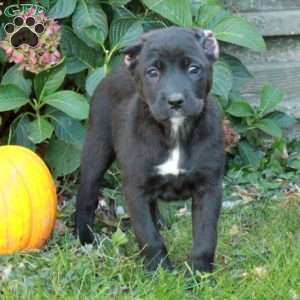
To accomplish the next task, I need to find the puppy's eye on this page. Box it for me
[147,67,159,78]
[188,65,201,74]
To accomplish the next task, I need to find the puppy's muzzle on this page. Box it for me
[167,93,184,110]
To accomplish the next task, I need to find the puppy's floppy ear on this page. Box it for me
[194,29,219,62]
[121,42,143,70]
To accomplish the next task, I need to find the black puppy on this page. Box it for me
[76,27,225,272]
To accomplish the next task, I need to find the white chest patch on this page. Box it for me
[155,117,186,176]
[156,145,182,176]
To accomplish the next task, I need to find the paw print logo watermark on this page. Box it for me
[0,4,61,73]
[4,16,45,48]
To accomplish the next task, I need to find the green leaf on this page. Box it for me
[109,0,131,7]
[38,0,50,8]
[226,101,254,117]
[110,18,144,49]
[28,117,54,144]
[141,0,193,27]
[63,56,88,75]
[72,0,108,47]
[255,118,282,138]
[34,59,66,100]
[108,55,123,72]
[259,85,284,116]
[48,0,77,19]
[196,4,229,28]
[239,141,261,169]
[72,71,88,91]
[288,158,300,170]
[85,67,105,97]
[45,139,82,177]
[60,26,102,74]
[0,25,5,57]
[51,111,86,146]
[0,85,30,112]
[43,91,89,120]
[212,60,233,98]
[112,228,129,247]
[11,115,35,149]
[1,65,32,97]
[267,111,296,129]
[0,48,7,64]
[212,16,266,52]
[222,54,253,95]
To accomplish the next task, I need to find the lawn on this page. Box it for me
[1,170,300,300]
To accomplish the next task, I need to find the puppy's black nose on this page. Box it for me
[167,93,184,109]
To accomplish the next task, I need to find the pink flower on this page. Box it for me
[25,8,36,17]
[50,53,60,65]
[29,50,37,64]
[41,52,51,64]
[51,23,60,33]
[5,47,14,56]
[13,53,24,63]
[53,50,61,59]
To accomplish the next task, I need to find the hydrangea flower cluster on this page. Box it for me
[223,119,240,152]
[0,8,61,73]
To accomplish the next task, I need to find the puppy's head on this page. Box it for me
[122,27,219,123]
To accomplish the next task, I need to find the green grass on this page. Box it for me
[1,175,300,299]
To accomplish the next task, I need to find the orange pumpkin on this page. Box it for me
[0,145,57,254]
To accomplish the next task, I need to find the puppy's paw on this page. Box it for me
[78,227,95,245]
[144,255,173,273]
[75,217,95,245]
[5,16,44,48]
[190,254,215,273]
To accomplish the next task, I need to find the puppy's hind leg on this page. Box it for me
[75,96,114,245]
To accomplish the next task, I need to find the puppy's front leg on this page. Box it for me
[124,185,172,271]
[191,181,222,272]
